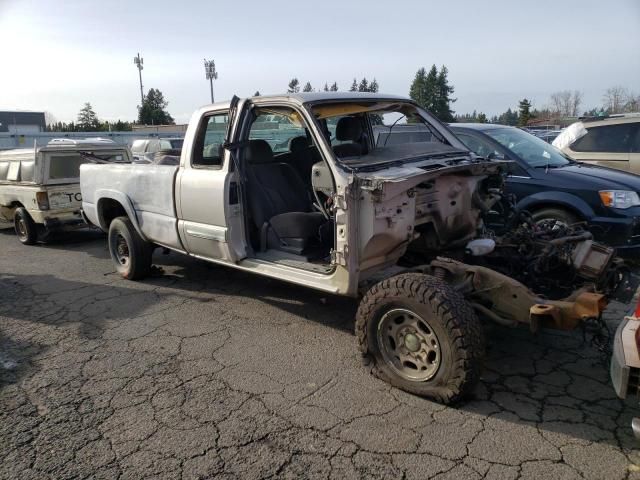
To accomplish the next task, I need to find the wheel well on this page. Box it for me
[98,198,127,227]
[2,202,24,220]
[524,202,584,221]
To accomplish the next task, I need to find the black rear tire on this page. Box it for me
[14,207,38,245]
[108,216,152,280]
[356,273,484,404]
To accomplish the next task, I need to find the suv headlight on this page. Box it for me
[599,190,640,209]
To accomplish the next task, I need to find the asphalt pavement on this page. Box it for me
[1,228,639,479]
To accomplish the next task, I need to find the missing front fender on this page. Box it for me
[424,257,608,332]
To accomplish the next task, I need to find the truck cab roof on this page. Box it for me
[199,92,409,112]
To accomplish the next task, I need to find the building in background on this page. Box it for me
[0,111,46,134]
[132,124,188,134]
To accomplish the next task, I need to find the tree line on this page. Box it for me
[45,69,638,132]
[47,87,176,132]
[457,86,640,127]
[285,77,379,93]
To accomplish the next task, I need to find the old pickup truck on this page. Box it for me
[0,138,130,244]
[81,93,625,403]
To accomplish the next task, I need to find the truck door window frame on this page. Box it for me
[191,110,230,169]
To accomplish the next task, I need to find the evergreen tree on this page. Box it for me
[138,88,174,125]
[253,91,260,96]
[496,107,519,126]
[409,65,455,121]
[77,102,100,131]
[287,78,300,93]
[369,78,379,93]
[358,78,369,92]
[114,120,133,131]
[433,65,455,122]
[477,112,487,123]
[349,78,358,92]
[302,81,313,92]
[329,82,338,91]
[409,68,428,108]
[518,98,533,126]
[424,65,439,113]
[409,66,438,113]
[323,83,329,92]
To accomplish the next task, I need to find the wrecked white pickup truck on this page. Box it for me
[81,93,629,403]
[0,138,130,244]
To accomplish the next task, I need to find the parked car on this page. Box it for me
[530,129,563,144]
[554,114,640,173]
[0,138,131,245]
[148,148,181,166]
[450,123,640,257]
[131,137,184,163]
[610,294,640,439]
[81,93,623,403]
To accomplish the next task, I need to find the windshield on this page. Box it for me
[485,128,570,168]
[310,101,464,169]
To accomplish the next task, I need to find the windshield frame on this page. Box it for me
[304,98,470,171]
[484,127,572,169]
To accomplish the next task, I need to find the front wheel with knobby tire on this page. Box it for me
[14,207,38,245]
[356,273,484,404]
[108,216,152,280]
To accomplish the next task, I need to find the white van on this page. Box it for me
[555,114,640,173]
[0,138,131,244]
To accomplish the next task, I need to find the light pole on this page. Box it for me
[133,53,144,105]
[204,59,218,104]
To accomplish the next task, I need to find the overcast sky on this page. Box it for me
[1,0,638,124]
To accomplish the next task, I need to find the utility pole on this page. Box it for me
[204,59,218,103]
[133,53,144,105]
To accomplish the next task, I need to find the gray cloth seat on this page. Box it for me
[288,135,321,183]
[245,139,325,254]
[333,116,364,158]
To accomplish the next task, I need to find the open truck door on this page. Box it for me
[176,96,248,262]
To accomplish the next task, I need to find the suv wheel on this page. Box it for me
[108,216,152,280]
[531,208,579,228]
[356,273,484,404]
[14,207,38,245]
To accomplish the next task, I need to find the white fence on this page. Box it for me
[0,131,186,150]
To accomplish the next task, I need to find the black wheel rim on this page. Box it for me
[376,308,441,382]
[16,217,28,241]
[535,217,569,230]
[114,234,130,266]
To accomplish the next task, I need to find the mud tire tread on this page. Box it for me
[355,273,484,404]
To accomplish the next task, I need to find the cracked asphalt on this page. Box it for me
[1,229,639,480]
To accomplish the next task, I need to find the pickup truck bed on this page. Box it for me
[81,164,180,248]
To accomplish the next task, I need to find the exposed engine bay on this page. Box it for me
[472,198,626,301]
[397,170,636,329]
